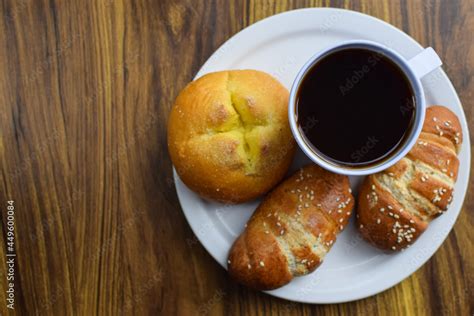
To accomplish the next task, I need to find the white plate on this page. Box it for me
[173,8,471,303]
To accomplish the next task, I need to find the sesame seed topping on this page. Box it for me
[280,229,285,235]
[360,224,364,228]
[228,259,231,264]
[304,203,309,208]
[392,246,396,250]
[259,261,265,267]
[276,222,281,227]
[410,219,415,224]
[377,218,381,224]
[248,264,251,269]
[380,208,385,212]
[433,117,438,122]
[372,185,376,190]
[387,205,393,210]
[340,225,343,230]
[337,209,342,214]
[339,218,344,223]
[349,188,352,193]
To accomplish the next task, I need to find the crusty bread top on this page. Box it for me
[357,106,463,251]
[228,165,353,290]
[418,105,462,153]
[168,70,295,203]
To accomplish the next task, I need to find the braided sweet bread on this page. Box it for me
[227,165,354,290]
[356,106,463,251]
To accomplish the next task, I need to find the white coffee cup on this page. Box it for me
[288,40,442,176]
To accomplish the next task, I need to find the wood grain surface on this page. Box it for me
[0,0,472,315]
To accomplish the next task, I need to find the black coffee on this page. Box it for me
[296,48,415,166]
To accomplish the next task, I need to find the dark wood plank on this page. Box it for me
[0,0,472,315]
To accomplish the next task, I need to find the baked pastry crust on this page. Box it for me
[356,106,463,251]
[168,70,296,203]
[227,165,354,290]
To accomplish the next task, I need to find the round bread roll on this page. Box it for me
[168,70,296,203]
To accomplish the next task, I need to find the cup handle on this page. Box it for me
[407,47,442,79]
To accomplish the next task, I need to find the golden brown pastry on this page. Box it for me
[357,106,463,251]
[168,70,296,203]
[227,165,354,290]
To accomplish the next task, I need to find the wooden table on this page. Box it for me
[0,0,472,315]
